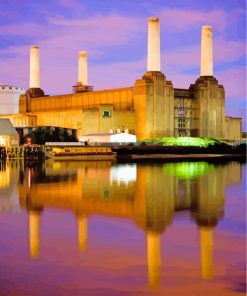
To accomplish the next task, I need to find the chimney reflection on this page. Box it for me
[29,209,41,258]
[77,214,87,252]
[147,231,161,289]
[200,227,213,280]
[17,161,242,287]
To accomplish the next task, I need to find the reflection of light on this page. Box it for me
[0,166,10,189]
[163,162,214,180]
[200,227,213,280]
[110,164,137,184]
[28,169,31,188]
[78,214,87,252]
[0,136,5,145]
[147,231,160,290]
[29,211,40,258]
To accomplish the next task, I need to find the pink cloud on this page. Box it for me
[0,22,48,38]
[162,37,245,69]
[158,8,227,31]
[214,37,246,63]
[48,13,144,47]
[58,0,85,10]
[216,67,246,99]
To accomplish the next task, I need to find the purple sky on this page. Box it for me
[0,0,246,126]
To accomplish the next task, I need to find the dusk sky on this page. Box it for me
[0,0,246,124]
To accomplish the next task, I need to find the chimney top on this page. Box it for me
[79,51,87,57]
[148,17,159,22]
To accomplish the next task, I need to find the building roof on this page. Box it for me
[83,133,117,136]
[0,119,18,136]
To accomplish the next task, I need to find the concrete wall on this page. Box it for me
[20,87,134,113]
[0,114,37,127]
[0,85,25,115]
[190,76,225,138]
[134,71,174,140]
[225,116,242,140]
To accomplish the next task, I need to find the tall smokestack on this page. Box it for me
[78,51,88,85]
[29,46,40,88]
[147,17,160,72]
[200,26,213,76]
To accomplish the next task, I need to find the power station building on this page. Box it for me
[0,18,242,141]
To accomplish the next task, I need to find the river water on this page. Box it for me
[0,160,246,296]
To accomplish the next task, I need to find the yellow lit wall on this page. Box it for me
[225,116,242,140]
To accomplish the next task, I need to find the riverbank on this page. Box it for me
[112,144,246,162]
[116,153,245,162]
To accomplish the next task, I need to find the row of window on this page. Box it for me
[1,86,24,91]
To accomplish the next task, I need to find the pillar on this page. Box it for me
[147,18,160,72]
[30,46,40,88]
[200,26,213,76]
[78,51,88,85]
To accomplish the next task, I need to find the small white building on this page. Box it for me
[79,133,136,144]
[0,118,19,146]
[0,84,25,114]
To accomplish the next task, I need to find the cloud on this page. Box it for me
[48,13,144,47]
[58,0,84,10]
[0,22,48,38]
[217,67,246,99]
[156,7,245,33]
[162,38,245,70]
[158,8,227,31]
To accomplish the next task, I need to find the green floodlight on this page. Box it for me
[163,162,214,180]
[144,137,220,147]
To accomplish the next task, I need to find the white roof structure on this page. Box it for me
[79,133,136,143]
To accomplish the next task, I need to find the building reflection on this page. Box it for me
[0,160,22,212]
[17,160,242,288]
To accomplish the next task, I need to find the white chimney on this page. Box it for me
[147,18,160,72]
[30,46,40,88]
[78,51,88,85]
[200,26,213,76]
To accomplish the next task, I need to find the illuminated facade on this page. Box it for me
[0,18,242,140]
[0,118,19,147]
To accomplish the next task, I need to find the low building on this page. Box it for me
[0,118,19,146]
[79,133,136,144]
[225,117,242,141]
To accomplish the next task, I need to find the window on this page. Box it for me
[102,110,111,117]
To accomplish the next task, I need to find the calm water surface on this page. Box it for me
[0,160,246,296]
